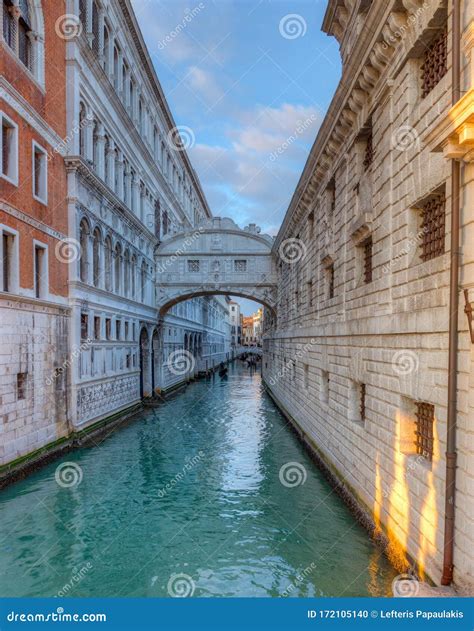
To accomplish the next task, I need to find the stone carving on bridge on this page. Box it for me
[155,216,277,315]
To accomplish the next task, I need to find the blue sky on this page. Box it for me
[131,0,341,314]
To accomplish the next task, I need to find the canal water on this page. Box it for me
[0,362,397,597]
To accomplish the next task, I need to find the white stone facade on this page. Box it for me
[64,0,231,420]
[263,0,474,590]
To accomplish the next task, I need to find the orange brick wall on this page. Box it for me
[0,0,69,298]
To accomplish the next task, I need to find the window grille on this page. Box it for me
[234,259,247,272]
[327,263,334,299]
[360,383,366,421]
[363,129,373,171]
[17,372,27,400]
[421,29,447,98]
[415,402,434,461]
[363,236,373,283]
[187,259,200,273]
[419,193,445,261]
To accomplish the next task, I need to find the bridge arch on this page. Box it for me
[155,217,278,317]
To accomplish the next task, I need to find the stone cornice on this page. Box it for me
[0,76,64,148]
[274,0,441,250]
[75,39,192,226]
[64,156,158,244]
[0,200,67,241]
[117,1,212,219]
[424,88,474,161]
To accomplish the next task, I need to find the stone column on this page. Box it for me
[116,150,124,200]
[124,164,132,208]
[95,123,106,180]
[86,0,94,44]
[85,104,94,164]
[131,174,140,216]
[106,138,115,189]
[97,9,105,65]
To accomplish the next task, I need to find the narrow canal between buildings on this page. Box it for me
[0,362,397,597]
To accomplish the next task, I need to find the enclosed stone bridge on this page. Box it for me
[155,218,277,316]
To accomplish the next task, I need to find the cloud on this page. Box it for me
[189,102,321,233]
[187,66,224,105]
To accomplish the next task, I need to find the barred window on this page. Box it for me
[80,313,88,340]
[3,1,14,49]
[415,402,434,461]
[421,29,447,98]
[363,236,373,283]
[419,192,445,261]
[363,128,373,171]
[234,259,247,272]
[187,259,200,272]
[360,383,366,422]
[17,372,27,400]
[326,262,334,299]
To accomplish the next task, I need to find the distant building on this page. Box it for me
[228,300,241,347]
[241,308,263,346]
[253,308,263,346]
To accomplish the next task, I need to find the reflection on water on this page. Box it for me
[0,362,397,597]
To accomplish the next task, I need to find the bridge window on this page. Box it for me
[234,259,247,273]
[187,259,200,273]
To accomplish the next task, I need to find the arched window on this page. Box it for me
[114,147,119,193]
[130,254,136,299]
[18,0,32,68]
[114,243,122,294]
[104,235,112,291]
[113,44,120,91]
[154,199,161,239]
[3,1,44,83]
[140,262,146,302]
[79,0,87,30]
[92,228,101,287]
[123,250,130,296]
[104,134,110,184]
[138,98,143,133]
[103,24,110,74]
[79,103,87,158]
[91,0,100,55]
[92,120,100,171]
[79,219,90,283]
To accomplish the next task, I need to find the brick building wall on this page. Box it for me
[0,0,70,466]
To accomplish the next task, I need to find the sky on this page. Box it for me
[131,0,342,315]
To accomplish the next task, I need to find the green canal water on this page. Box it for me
[0,362,397,597]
